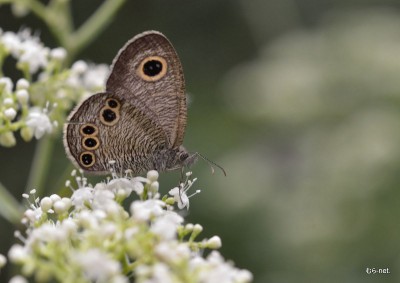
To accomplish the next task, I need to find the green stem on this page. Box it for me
[0,181,23,224]
[42,0,73,52]
[66,0,127,60]
[51,163,75,197]
[24,0,48,18]
[25,136,56,195]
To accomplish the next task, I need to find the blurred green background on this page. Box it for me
[1,0,400,282]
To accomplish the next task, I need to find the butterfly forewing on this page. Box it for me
[106,31,187,148]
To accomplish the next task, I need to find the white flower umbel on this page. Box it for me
[7,171,252,283]
[0,30,108,146]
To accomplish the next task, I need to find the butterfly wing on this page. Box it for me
[63,92,168,174]
[106,31,187,148]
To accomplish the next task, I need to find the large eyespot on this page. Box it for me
[80,124,98,136]
[80,152,95,167]
[100,108,119,126]
[137,56,167,81]
[106,98,120,109]
[82,136,100,150]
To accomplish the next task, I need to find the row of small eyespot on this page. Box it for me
[78,98,121,167]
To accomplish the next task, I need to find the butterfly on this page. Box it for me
[63,31,225,176]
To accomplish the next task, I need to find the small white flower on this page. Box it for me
[8,244,28,263]
[16,78,29,89]
[106,177,134,198]
[68,62,108,90]
[0,77,13,94]
[28,223,67,244]
[4,108,17,120]
[149,181,159,194]
[193,251,253,283]
[155,242,191,264]
[75,210,99,229]
[23,207,42,223]
[147,170,159,182]
[60,218,77,236]
[82,64,109,89]
[92,189,118,213]
[25,107,53,139]
[16,89,29,104]
[130,199,165,221]
[193,224,203,233]
[53,200,67,214]
[3,98,13,106]
[131,180,144,195]
[61,197,72,209]
[235,269,254,282]
[73,249,121,282]
[8,275,28,283]
[49,194,61,203]
[71,186,93,209]
[169,174,199,210]
[206,236,222,249]
[124,227,139,239]
[50,47,67,61]
[18,38,49,73]
[0,253,6,268]
[150,263,174,283]
[0,32,21,55]
[0,131,16,147]
[169,187,189,209]
[39,197,53,212]
[151,211,183,240]
[71,60,88,74]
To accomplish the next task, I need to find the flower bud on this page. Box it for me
[16,78,29,90]
[20,127,33,142]
[16,89,29,104]
[0,132,16,147]
[147,170,159,182]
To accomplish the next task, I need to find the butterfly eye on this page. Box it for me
[138,56,167,81]
[80,124,98,136]
[179,152,189,161]
[80,152,95,167]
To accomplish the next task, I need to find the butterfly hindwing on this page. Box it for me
[63,92,168,173]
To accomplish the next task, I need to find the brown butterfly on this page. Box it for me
[63,31,224,176]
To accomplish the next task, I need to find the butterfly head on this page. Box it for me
[172,146,226,176]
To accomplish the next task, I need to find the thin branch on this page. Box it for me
[67,0,126,59]
[25,136,56,195]
[0,181,23,224]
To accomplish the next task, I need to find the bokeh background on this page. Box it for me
[1,0,400,282]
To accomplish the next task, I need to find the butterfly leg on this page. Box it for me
[177,166,186,203]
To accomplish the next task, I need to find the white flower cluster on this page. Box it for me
[5,170,252,283]
[0,29,109,146]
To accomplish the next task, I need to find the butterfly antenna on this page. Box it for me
[195,152,226,176]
